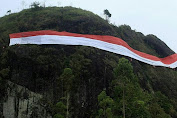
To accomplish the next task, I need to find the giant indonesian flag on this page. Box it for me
[9,30,177,68]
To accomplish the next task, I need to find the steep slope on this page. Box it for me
[0,6,177,118]
[0,7,174,56]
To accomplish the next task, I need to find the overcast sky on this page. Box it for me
[0,0,177,53]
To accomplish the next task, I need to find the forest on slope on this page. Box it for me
[0,4,177,118]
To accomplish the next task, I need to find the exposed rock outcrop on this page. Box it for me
[3,81,51,118]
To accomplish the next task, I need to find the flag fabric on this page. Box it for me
[9,30,177,68]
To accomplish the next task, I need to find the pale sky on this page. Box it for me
[0,0,177,53]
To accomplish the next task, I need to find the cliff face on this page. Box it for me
[3,81,51,118]
[0,6,177,118]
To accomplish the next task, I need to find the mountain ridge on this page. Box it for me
[0,6,174,57]
[0,6,177,118]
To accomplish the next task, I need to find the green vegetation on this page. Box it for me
[104,9,111,22]
[30,2,42,9]
[96,58,177,118]
[0,5,177,118]
[57,68,74,118]
[54,101,66,118]
[97,90,114,118]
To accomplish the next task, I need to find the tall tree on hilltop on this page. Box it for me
[104,9,111,22]
[30,2,41,9]
[7,10,11,15]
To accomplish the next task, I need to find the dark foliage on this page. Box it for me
[0,6,177,118]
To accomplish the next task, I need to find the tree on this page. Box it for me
[53,101,66,118]
[104,9,111,22]
[59,68,74,118]
[149,103,171,118]
[30,2,41,9]
[113,58,134,118]
[112,58,151,118]
[97,90,114,118]
[7,10,11,15]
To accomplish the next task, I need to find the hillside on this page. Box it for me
[0,6,177,118]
